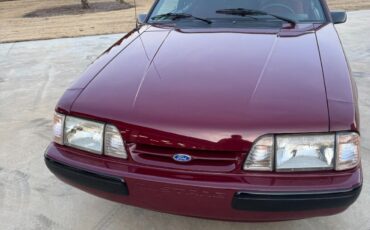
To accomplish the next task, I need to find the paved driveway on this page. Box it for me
[0,11,369,230]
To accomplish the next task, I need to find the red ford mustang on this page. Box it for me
[45,0,362,221]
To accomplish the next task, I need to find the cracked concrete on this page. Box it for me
[0,11,369,230]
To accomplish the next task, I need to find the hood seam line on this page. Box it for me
[314,30,331,132]
[68,27,150,113]
[248,34,279,104]
[132,29,173,109]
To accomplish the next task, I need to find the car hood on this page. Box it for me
[70,26,329,151]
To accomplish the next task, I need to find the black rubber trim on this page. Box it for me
[232,185,362,212]
[45,156,129,195]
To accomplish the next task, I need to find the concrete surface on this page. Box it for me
[0,11,369,230]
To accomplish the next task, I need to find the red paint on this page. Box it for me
[66,25,331,150]
[49,2,361,220]
[47,143,361,221]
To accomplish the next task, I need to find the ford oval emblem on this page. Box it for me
[173,153,192,163]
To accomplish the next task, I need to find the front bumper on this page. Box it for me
[45,157,129,195]
[232,187,361,212]
[44,143,362,221]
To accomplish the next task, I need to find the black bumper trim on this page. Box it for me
[232,186,361,212]
[45,156,129,195]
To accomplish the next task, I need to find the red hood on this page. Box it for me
[68,26,331,151]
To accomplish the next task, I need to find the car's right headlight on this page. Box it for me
[64,116,105,154]
[243,132,360,172]
[53,112,127,159]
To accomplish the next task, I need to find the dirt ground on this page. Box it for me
[0,0,369,43]
[0,0,153,43]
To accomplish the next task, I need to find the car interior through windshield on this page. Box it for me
[149,0,326,26]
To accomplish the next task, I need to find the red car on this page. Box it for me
[45,0,362,221]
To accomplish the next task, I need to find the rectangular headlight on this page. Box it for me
[64,116,105,154]
[276,134,335,172]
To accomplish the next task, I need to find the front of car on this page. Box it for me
[44,0,362,221]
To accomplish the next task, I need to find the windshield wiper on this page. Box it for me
[151,13,212,24]
[216,8,296,26]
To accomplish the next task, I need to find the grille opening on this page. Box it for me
[130,143,245,172]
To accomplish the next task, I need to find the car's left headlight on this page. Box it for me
[53,113,127,159]
[275,134,335,172]
[244,132,360,172]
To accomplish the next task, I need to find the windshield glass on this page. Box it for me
[148,0,326,26]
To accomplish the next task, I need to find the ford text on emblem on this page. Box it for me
[173,153,192,163]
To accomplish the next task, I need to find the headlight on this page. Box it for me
[243,132,360,172]
[64,116,105,154]
[276,134,335,172]
[52,114,128,159]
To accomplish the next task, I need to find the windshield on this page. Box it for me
[148,0,326,27]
